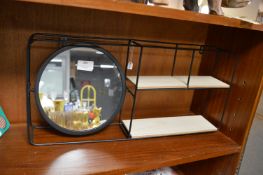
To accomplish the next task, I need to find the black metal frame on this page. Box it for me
[26,33,234,146]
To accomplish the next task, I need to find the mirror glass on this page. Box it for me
[36,46,125,135]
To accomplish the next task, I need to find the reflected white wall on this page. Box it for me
[151,0,262,21]
[222,0,261,20]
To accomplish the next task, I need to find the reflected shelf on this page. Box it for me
[127,76,230,89]
[122,115,217,139]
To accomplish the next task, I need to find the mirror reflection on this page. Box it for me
[37,47,124,134]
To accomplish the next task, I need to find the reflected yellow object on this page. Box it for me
[45,85,103,131]
[48,109,101,130]
[48,110,91,130]
[65,112,73,129]
[80,85,101,128]
[92,107,101,127]
[53,100,65,112]
[39,93,44,101]
[71,111,89,130]
[81,111,89,129]
[48,112,66,128]
[57,112,66,128]
[72,111,82,130]
[80,85,96,108]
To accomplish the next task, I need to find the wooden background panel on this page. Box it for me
[121,90,195,119]
[201,26,263,145]
[191,46,236,127]
[190,26,263,175]
[0,1,208,123]
[220,30,263,145]
[125,48,202,76]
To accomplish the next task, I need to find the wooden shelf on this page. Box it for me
[0,124,240,175]
[17,0,263,32]
[122,115,217,138]
[127,76,230,89]
[1,1,262,174]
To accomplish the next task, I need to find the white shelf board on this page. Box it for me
[127,76,186,89]
[176,76,230,88]
[127,76,230,89]
[122,115,217,138]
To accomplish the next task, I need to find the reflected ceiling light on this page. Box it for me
[96,51,104,55]
[51,59,62,62]
[100,65,116,69]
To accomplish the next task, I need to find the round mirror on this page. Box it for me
[35,46,125,135]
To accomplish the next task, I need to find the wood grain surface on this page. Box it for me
[18,0,263,31]
[189,25,263,175]
[0,124,240,175]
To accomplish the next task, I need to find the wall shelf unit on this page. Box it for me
[0,1,263,175]
[26,33,229,145]
[121,36,233,141]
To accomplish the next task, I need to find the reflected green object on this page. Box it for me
[0,106,10,137]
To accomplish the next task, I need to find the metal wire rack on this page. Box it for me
[26,33,235,146]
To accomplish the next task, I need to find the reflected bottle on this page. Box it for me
[70,77,80,103]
